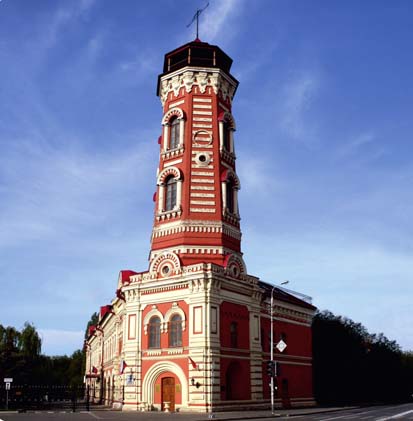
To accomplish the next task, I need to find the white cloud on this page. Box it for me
[45,0,96,49]
[279,71,320,143]
[237,154,284,196]
[38,329,84,356]
[181,0,245,44]
[0,133,156,248]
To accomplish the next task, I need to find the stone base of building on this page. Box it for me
[120,397,316,413]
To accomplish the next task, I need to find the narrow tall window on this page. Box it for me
[230,321,238,348]
[169,314,182,347]
[165,176,177,211]
[169,117,180,149]
[227,179,234,214]
[148,316,161,348]
[223,121,231,151]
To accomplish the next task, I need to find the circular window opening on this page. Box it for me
[162,265,170,275]
[231,265,239,277]
[195,152,211,166]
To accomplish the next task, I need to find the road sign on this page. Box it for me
[4,378,13,382]
[5,382,10,390]
[276,339,287,352]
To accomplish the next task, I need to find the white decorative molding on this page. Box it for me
[192,129,213,147]
[193,97,212,103]
[190,208,216,213]
[157,166,182,185]
[164,158,183,167]
[143,307,164,335]
[161,107,185,125]
[224,253,247,278]
[159,68,238,105]
[168,99,185,109]
[149,251,182,276]
[164,302,186,332]
[151,220,241,241]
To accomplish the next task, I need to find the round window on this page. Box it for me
[195,152,211,166]
[161,265,170,275]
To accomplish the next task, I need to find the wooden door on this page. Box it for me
[161,377,175,411]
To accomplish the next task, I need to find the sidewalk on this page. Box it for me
[194,406,358,420]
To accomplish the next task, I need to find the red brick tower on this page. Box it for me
[150,40,245,275]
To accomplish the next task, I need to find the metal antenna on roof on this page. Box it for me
[186,2,209,40]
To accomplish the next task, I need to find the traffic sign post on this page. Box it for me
[4,378,13,410]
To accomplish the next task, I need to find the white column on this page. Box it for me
[234,189,239,215]
[177,180,182,209]
[179,119,185,147]
[219,121,224,150]
[162,125,168,151]
[230,130,234,154]
[221,181,227,213]
[158,186,164,212]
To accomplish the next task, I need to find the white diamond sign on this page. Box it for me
[276,339,287,353]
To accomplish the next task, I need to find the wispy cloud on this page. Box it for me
[278,70,320,144]
[0,133,156,248]
[335,131,386,164]
[44,0,96,49]
[177,0,245,45]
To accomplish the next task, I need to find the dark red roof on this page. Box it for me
[119,270,138,285]
[88,325,96,337]
[100,305,112,320]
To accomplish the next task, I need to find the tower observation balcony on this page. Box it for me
[157,40,237,96]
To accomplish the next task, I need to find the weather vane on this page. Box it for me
[186,2,209,40]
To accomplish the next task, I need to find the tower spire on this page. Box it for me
[186,2,209,40]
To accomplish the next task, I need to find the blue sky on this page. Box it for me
[1,0,412,355]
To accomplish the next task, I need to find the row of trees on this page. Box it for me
[0,323,83,385]
[312,310,413,404]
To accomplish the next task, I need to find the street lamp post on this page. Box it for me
[270,281,289,415]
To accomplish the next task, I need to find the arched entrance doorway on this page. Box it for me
[141,361,188,411]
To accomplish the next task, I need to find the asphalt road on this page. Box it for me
[0,403,413,421]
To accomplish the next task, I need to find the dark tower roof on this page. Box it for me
[157,40,238,96]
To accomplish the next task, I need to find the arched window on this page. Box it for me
[169,314,182,347]
[169,117,180,149]
[165,176,177,211]
[148,316,161,348]
[223,121,231,151]
[227,178,235,214]
[230,321,238,348]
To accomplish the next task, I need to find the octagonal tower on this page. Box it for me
[151,40,243,272]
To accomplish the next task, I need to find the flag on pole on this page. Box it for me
[119,359,127,374]
[188,356,198,370]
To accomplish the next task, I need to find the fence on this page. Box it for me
[0,384,89,411]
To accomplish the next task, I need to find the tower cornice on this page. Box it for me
[158,67,238,105]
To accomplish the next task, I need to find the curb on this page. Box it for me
[195,406,360,420]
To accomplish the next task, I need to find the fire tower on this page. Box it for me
[85,39,316,413]
[151,40,243,273]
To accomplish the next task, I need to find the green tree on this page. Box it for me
[19,322,42,357]
[312,310,412,405]
[84,312,99,339]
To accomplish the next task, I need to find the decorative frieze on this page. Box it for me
[151,220,241,240]
[159,68,237,105]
